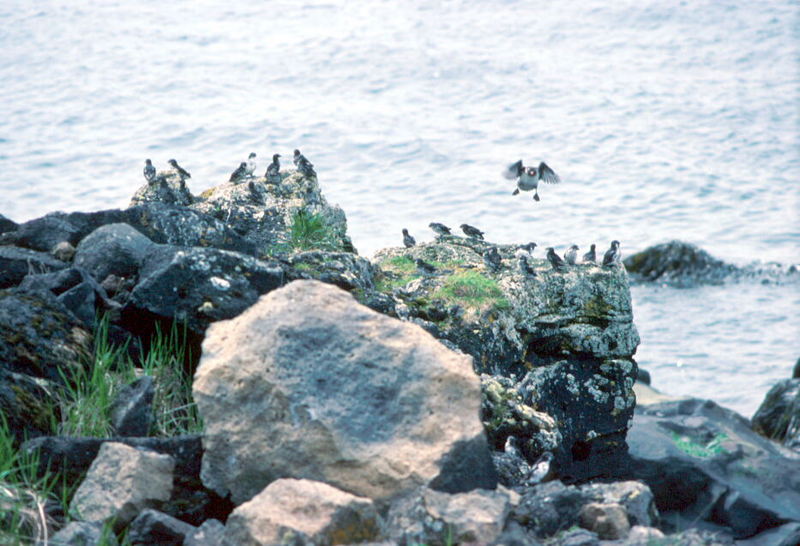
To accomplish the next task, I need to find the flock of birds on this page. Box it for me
[142,149,317,187]
[141,152,622,276]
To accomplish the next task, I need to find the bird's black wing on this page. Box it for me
[178,166,191,178]
[502,160,524,180]
[537,162,560,184]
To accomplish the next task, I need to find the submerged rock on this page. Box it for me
[623,240,737,285]
[195,280,496,506]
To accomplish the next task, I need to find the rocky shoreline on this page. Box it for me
[1,167,798,545]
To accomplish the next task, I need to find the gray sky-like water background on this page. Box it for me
[1,0,798,415]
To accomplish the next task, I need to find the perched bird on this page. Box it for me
[402,228,416,248]
[502,160,561,201]
[546,247,567,270]
[415,258,437,275]
[519,255,537,277]
[583,244,597,264]
[247,180,262,203]
[230,162,248,183]
[564,244,579,265]
[293,149,306,167]
[527,451,555,485]
[294,149,316,178]
[518,242,538,255]
[168,159,191,180]
[429,222,452,236]
[265,153,281,183]
[483,247,502,271]
[460,223,484,240]
[245,152,257,177]
[603,240,622,267]
[143,159,156,183]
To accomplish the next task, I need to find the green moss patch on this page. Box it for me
[434,271,509,311]
[671,432,728,458]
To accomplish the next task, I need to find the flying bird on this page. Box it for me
[502,160,560,201]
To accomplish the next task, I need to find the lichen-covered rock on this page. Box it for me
[129,170,194,208]
[120,246,284,336]
[751,377,800,452]
[127,509,196,545]
[578,502,630,540]
[69,442,175,530]
[0,369,59,444]
[191,170,354,255]
[74,223,156,282]
[372,237,639,482]
[0,288,92,383]
[626,397,800,539]
[0,245,67,289]
[286,250,377,293]
[623,240,737,285]
[195,280,496,505]
[49,521,118,546]
[224,479,382,546]
[385,486,516,545]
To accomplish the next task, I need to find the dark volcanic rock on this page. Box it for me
[623,240,737,285]
[110,376,155,437]
[0,213,18,234]
[0,210,127,252]
[0,288,91,383]
[23,435,234,525]
[752,377,800,452]
[0,245,67,289]
[625,397,800,539]
[74,223,155,282]
[129,171,194,208]
[0,369,59,443]
[121,246,285,336]
[286,250,376,292]
[128,509,196,545]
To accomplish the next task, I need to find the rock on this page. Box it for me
[636,366,651,385]
[127,509,196,545]
[110,376,155,437]
[385,486,516,545]
[129,171,194,207]
[0,288,92,383]
[751,377,800,451]
[23,435,232,526]
[577,502,630,540]
[372,238,639,482]
[48,521,118,546]
[737,522,800,546]
[183,519,225,546]
[793,357,800,379]
[223,479,382,546]
[195,280,496,505]
[73,223,156,283]
[0,213,17,234]
[0,369,59,444]
[0,209,126,252]
[69,442,174,530]
[51,241,76,262]
[579,481,657,528]
[191,170,354,254]
[624,526,665,544]
[0,245,67,288]
[625,397,800,538]
[120,245,284,336]
[623,240,736,285]
[286,250,376,292]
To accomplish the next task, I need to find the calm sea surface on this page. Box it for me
[1,1,798,415]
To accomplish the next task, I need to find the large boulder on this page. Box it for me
[623,240,736,285]
[0,213,17,234]
[195,280,496,506]
[73,223,156,282]
[191,170,354,255]
[372,236,639,482]
[751,376,800,452]
[0,246,66,288]
[625,397,800,539]
[224,479,382,546]
[0,288,92,383]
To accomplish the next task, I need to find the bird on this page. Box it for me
[583,244,597,263]
[143,159,156,183]
[429,222,452,236]
[460,223,484,240]
[168,159,191,180]
[402,228,416,248]
[293,149,306,167]
[603,240,622,267]
[265,153,281,183]
[502,160,561,201]
[415,258,437,275]
[527,451,555,485]
[546,247,567,270]
[519,255,537,277]
[518,242,537,255]
[230,162,248,183]
[245,153,257,177]
[564,244,579,265]
[483,247,502,271]
[294,149,316,178]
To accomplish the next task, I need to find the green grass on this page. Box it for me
[433,271,510,311]
[671,432,728,458]
[289,209,339,251]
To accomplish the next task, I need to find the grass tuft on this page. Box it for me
[290,209,339,251]
[434,271,510,311]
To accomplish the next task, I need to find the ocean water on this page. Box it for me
[1,1,798,416]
